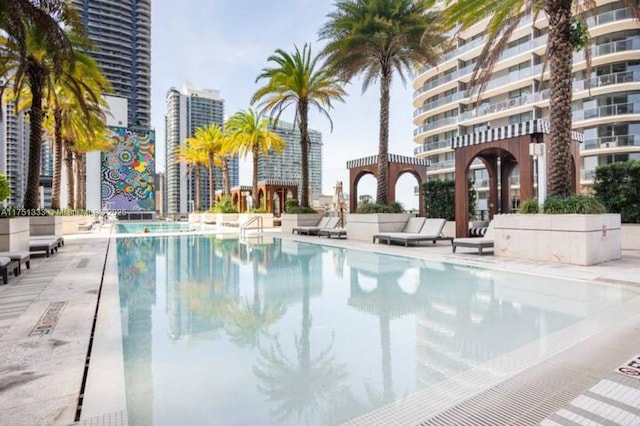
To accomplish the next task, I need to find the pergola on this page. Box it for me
[453,119,583,237]
[218,179,298,214]
[346,154,429,216]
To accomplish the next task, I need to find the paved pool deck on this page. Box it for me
[0,226,638,425]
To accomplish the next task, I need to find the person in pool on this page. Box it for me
[143,227,150,233]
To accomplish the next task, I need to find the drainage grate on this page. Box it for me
[29,301,66,336]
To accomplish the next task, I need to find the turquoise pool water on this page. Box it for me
[115,235,635,425]
[116,222,210,234]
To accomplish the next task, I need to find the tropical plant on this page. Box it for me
[594,160,640,223]
[319,0,448,205]
[0,6,82,209]
[0,173,10,203]
[423,179,477,220]
[185,123,226,210]
[443,0,640,197]
[209,195,238,213]
[518,198,540,214]
[176,140,207,212]
[284,199,316,214]
[252,44,346,208]
[542,195,607,214]
[356,200,403,213]
[226,108,286,209]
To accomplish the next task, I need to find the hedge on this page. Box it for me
[593,160,640,223]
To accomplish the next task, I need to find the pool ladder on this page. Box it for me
[240,215,263,238]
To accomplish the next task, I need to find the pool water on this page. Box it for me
[116,222,210,234]
[115,235,635,425]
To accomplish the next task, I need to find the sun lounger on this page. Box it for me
[452,222,495,255]
[374,218,450,247]
[31,234,64,247]
[0,251,30,274]
[318,227,347,239]
[0,256,19,284]
[292,216,330,235]
[372,217,426,244]
[310,217,340,236]
[29,238,58,257]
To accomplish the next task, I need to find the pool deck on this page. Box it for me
[0,225,638,425]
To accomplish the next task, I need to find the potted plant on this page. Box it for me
[0,174,30,251]
[281,200,322,234]
[345,200,410,242]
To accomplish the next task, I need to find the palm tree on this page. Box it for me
[252,44,346,208]
[319,0,448,205]
[185,123,226,210]
[176,141,207,212]
[72,123,112,209]
[225,108,286,209]
[443,0,639,196]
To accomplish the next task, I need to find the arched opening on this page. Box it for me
[393,171,421,213]
[354,172,377,208]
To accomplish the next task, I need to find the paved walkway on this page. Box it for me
[0,228,639,425]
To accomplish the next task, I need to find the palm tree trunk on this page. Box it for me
[194,167,202,212]
[76,153,86,209]
[545,0,574,197]
[50,107,63,210]
[24,71,46,209]
[299,102,310,208]
[377,69,391,205]
[64,141,75,209]
[208,153,215,209]
[252,146,259,209]
[222,156,231,195]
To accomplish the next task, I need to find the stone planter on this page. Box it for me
[238,213,274,229]
[60,215,94,234]
[216,213,240,226]
[493,213,621,266]
[622,224,640,250]
[30,216,62,236]
[0,217,30,252]
[188,213,203,223]
[345,213,411,242]
[281,213,323,235]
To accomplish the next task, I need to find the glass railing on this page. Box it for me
[575,36,640,62]
[414,139,454,155]
[582,169,596,181]
[414,116,459,136]
[414,92,465,117]
[581,134,639,150]
[574,102,640,121]
[430,160,456,171]
[460,94,531,120]
[573,70,639,91]
[585,7,632,27]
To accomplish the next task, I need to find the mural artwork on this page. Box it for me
[102,127,156,210]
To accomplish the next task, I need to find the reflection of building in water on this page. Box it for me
[117,237,161,426]
[165,235,240,339]
[414,266,579,388]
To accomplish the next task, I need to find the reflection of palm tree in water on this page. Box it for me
[253,254,348,425]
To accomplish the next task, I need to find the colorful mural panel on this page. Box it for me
[102,127,156,211]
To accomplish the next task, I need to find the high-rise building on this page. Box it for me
[412,1,640,215]
[72,0,151,127]
[165,83,239,215]
[259,121,323,199]
[0,102,28,207]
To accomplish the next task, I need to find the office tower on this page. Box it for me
[0,102,28,207]
[165,83,239,215]
[259,121,323,199]
[72,0,151,127]
[412,1,640,215]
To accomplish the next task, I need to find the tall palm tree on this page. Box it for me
[252,44,346,208]
[185,123,226,210]
[319,0,448,205]
[73,123,112,209]
[225,108,286,209]
[176,141,207,212]
[444,0,639,197]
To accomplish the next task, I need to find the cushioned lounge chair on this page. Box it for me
[0,251,30,274]
[31,234,64,247]
[452,222,495,255]
[295,216,340,236]
[29,238,58,257]
[292,216,330,235]
[372,217,426,244]
[0,256,19,284]
[374,218,450,247]
[318,226,347,239]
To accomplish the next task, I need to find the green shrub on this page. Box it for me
[284,199,316,214]
[0,173,10,203]
[248,208,267,213]
[518,198,539,214]
[593,160,640,223]
[423,179,476,220]
[210,196,238,213]
[542,195,606,214]
[356,201,403,213]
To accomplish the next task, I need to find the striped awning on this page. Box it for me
[258,179,299,187]
[452,119,584,149]
[347,153,430,169]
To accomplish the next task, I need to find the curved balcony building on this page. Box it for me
[412,0,640,211]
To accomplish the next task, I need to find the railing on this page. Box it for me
[240,215,263,238]
[460,94,531,120]
[414,116,458,136]
[582,135,638,150]
[574,102,640,121]
[573,70,639,92]
[414,92,465,117]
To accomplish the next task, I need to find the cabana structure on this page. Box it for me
[218,179,298,214]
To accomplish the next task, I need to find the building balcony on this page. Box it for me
[429,160,455,171]
[414,92,465,118]
[581,134,639,151]
[460,94,531,121]
[414,117,459,137]
[573,102,640,122]
[414,139,452,155]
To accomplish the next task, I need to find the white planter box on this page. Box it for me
[493,213,621,266]
[30,216,62,236]
[238,213,274,229]
[281,213,323,234]
[61,215,93,234]
[188,213,202,223]
[0,217,30,252]
[345,213,411,242]
[622,224,640,250]
[216,213,239,226]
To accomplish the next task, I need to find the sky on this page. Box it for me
[151,0,420,209]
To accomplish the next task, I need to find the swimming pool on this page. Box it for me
[112,234,636,425]
[116,221,212,234]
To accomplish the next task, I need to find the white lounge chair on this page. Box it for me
[0,256,19,284]
[372,217,426,244]
[292,216,330,235]
[374,218,451,247]
[305,216,340,236]
[0,251,30,274]
[452,222,495,255]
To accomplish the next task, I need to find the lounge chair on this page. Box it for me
[0,256,19,284]
[372,217,426,244]
[292,216,330,235]
[310,217,340,236]
[318,226,347,239]
[31,234,64,247]
[0,251,30,274]
[373,218,450,247]
[452,222,495,255]
[29,238,58,257]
